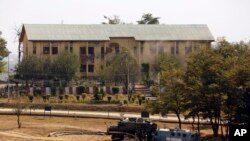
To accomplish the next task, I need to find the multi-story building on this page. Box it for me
[19,24,214,78]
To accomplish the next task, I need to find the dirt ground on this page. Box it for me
[0,115,220,141]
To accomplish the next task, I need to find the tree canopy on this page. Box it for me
[16,52,80,86]
[102,15,124,24]
[0,34,9,73]
[137,13,160,24]
[147,39,250,138]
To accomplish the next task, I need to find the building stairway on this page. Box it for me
[134,84,152,97]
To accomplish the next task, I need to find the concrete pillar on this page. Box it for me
[89,86,93,94]
[72,86,76,94]
[29,87,34,95]
[119,86,123,94]
[65,87,69,94]
[46,87,51,95]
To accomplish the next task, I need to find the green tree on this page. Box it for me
[215,40,250,137]
[51,51,80,85]
[102,15,124,24]
[0,33,9,73]
[16,55,43,85]
[185,47,224,137]
[137,13,160,24]
[148,54,186,129]
[100,50,139,99]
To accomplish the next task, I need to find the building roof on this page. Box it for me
[20,24,214,41]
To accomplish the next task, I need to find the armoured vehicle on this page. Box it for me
[107,117,157,141]
[107,117,200,141]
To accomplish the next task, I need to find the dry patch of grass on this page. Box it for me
[0,115,226,141]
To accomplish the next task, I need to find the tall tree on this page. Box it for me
[102,15,124,24]
[0,33,9,73]
[137,13,160,24]
[16,55,43,85]
[100,50,139,99]
[51,51,80,84]
[147,54,186,129]
[215,40,250,137]
[185,47,224,137]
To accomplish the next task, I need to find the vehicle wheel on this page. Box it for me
[111,135,124,141]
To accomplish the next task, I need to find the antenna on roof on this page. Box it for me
[61,20,64,24]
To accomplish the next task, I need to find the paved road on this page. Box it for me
[0,108,210,124]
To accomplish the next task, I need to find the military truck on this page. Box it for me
[107,117,200,141]
[107,117,157,141]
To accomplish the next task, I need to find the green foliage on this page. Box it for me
[184,39,250,137]
[112,87,119,94]
[82,94,86,100]
[64,94,69,100]
[51,51,80,82]
[16,55,44,80]
[107,96,112,102]
[102,15,123,24]
[16,52,80,85]
[137,13,160,24]
[0,35,8,73]
[100,50,139,90]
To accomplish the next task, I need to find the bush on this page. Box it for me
[82,94,86,100]
[34,88,42,96]
[124,100,128,104]
[28,95,34,103]
[96,93,103,100]
[64,94,69,100]
[131,97,135,102]
[112,87,119,94]
[46,95,50,101]
[107,96,112,103]
[141,96,146,101]
[59,95,64,101]
[138,98,142,105]
[42,96,47,102]
[76,95,81,101]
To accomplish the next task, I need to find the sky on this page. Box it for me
[0,0,250,68]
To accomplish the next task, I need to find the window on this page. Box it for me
[88,47,94,55]
[140,46,143,54]
[150,46,156,54]
[80,47,86,55]
[88,65,94,72]
[43,47,50,54]
[159,46,164,54]
[115,46,119,53]
[133,46,137,55]
[176,45,179,55]
[70,47,73,53]
[70,42,73,53]
[65,46,68,51]
[171,47,175,55]
[185,47,192,54]
[101,47,104,59]
[80,65,86,72]
[33,43,36,54]
[52,47,58,54]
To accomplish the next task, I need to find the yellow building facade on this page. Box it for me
[19,24,214,78]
